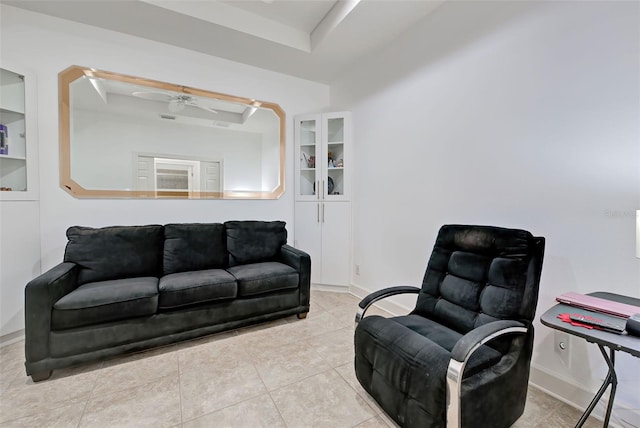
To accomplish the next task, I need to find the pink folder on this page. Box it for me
[556,292,640,319]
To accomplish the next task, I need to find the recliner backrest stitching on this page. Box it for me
[413,225,536,335]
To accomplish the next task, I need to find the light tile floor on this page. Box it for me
[0,290,602,427]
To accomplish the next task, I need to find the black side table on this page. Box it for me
[540,292,640,428]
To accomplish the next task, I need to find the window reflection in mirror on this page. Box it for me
[59,65,285,199]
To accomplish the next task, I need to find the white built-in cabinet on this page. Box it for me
[0,66,38,200]
[0,64,40,339]
[294,112,351,288]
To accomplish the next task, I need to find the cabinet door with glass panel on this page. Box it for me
[295,112,350,202]
[322,112,350,201]
[295,114,320,201]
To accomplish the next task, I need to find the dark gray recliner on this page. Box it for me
[354,225,545,428]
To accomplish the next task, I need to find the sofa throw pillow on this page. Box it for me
[225,221,287,266]
[64,225,164,285]
[163,223,227,274]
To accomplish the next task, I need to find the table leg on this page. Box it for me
[575,345,617,428]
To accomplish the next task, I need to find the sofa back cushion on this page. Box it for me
[225,221,287,266]
[64,225,164,285]
[163,223,227,274]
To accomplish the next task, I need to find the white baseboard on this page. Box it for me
[349,283,413,316]
[530,364,640,428]
[311,283,350,293]
[0,329,24,347]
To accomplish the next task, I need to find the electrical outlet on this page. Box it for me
[355,265,360,275]
[554,331,571,368]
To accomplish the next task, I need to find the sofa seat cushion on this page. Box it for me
[227,262,298,297]
[52,277,159,330]
[158,269,237,310]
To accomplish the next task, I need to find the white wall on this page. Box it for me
[0,5,329,336]
[262,126,281,192]
[0,201,40,337]
[332,0,639,422]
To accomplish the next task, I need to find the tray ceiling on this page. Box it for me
[4,0,445,83]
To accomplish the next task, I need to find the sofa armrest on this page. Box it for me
[280,245,311,309]
[280,244,310,271]
[355,286,421,324]
[446,320,528,428]
[24,262,79,365]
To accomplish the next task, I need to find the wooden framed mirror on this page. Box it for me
[59,65,285,199]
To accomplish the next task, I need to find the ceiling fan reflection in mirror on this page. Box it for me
[132,91,218,114]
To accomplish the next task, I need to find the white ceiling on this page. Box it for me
[4,0,445,83]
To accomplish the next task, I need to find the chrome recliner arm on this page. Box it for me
[445,320,528,428]
[354,286,421,324]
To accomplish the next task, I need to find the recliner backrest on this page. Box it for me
[413,225,544,334]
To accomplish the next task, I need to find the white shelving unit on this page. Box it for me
[0,64,40,339]
[0,66,37,200]
[294,112,352,288]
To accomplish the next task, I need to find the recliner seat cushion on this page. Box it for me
[158,269,237,309]
[390,315,502,375]
[227,262,298,297]
[163,223,227,275]
[225,221,287,266]
[64,225,164,285]
[355,314,502,427]
[52,277,159,330]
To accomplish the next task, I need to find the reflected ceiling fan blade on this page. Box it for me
[133,91,217,114]
[187,102,218,114]
[131,91,173,102]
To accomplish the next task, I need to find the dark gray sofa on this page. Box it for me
[24,220,311,381]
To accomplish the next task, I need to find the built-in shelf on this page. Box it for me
[0,108,25,122]
[0,68,26,191]
[0,66,37,200]
[0,154,26,161]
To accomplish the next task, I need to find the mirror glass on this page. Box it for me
[59,65,285,199]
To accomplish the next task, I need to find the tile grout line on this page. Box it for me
[329,366,386,427]
[264,367,343,428]
[178,329,264,426]
[248,342,290,427]
[75,361,103,428]
[179,338,287,426]
[177,351,184,427]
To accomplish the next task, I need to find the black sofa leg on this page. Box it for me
[30,370,52,382]
[297,312,308,319]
